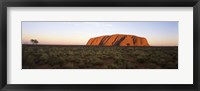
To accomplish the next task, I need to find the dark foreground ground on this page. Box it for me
[22,45,178,69]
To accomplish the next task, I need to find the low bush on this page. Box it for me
[22,45,178,69]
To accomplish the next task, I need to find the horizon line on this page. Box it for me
[22,44,178,47]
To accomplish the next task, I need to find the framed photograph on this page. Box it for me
[0,0,199,91]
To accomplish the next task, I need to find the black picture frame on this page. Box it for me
[0,0,199,91]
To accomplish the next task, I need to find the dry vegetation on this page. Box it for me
[22,45,178,69]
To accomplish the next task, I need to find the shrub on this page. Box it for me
[146,63,158,69]
[108,64,118,69]
[67,50,74,55]
[136,55,147,63]
[39,53,49,64]
[26,55,36,66]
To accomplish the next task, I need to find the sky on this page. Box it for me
[22,21,178,46]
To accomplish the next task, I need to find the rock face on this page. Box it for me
[86,34,150,46]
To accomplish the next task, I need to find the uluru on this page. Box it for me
[86,34,150,46]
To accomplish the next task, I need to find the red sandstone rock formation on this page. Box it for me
[86,34,150,46]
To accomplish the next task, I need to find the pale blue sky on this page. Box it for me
[22,21,178,46]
